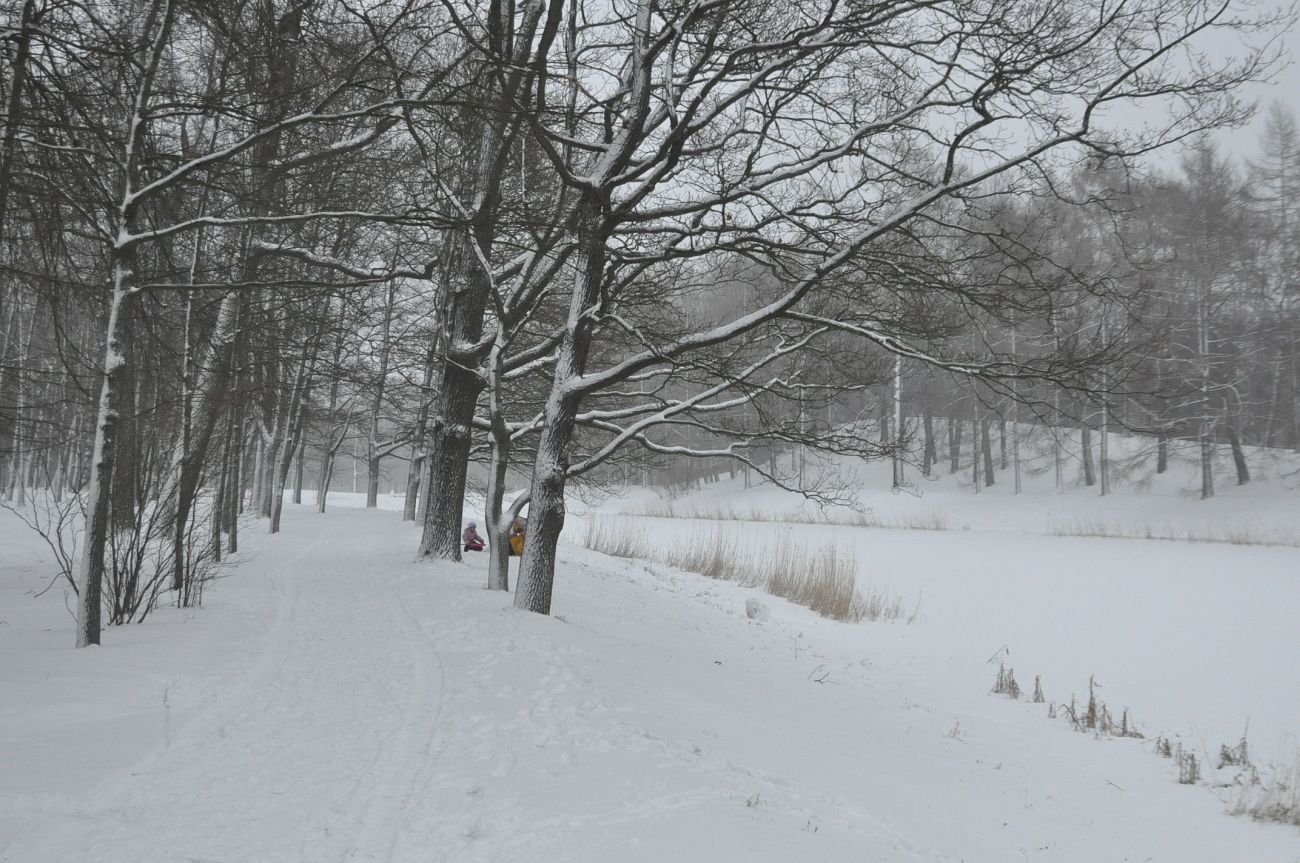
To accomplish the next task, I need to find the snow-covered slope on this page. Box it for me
[579,434,1300,822]
[3,503,1297,861]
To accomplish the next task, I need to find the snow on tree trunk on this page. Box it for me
[75,279,130,648]
[891,354,903,488]
[484,339,514,592]
[515,202,605,614]
[402,452,423,522]
[292,438,305,504]
[513,417,570,615]
[417,361,480,560]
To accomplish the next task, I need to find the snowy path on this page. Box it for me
[4,512,446,863]
[4,505,1299,862]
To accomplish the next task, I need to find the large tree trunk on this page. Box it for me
[415,8,548,559]
[483,339,520,592]
[416,240,493,560]
[515,203,604,615]
[484,432,514,592]
[513,406,573,614]
[417,371,480,560]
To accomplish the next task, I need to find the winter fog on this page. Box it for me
[2,0,1299,860]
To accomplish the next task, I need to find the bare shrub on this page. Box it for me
[2,490,227,621]
[1,491,82,595]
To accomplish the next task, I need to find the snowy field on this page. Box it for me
[2,441,1299,861]
[578,447,1300,775]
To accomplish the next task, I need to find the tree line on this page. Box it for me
[0,0,1292,646]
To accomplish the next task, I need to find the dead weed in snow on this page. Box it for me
[581,516,915,624]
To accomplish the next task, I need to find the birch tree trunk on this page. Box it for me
[367,282,396,508]
[75,281,131,648]
[891,354,903,488]
[404,348,436,521]
[75,0,174,647]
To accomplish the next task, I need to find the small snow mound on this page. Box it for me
[745,597,770,621]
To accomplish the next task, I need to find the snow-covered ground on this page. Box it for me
[580,435,1300,787]
[3,466,1299,860]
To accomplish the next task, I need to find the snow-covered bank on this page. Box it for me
[583,441,1300,776]
[3,505,1297,861]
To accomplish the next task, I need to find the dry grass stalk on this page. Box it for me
[627,500,948,532]
[579,516,916,624]
[1233,761,1300,827]
[992,664,1021,699]
[1048,516,1299,548]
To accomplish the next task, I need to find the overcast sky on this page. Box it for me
[1080,12,1297,173]
[1222,14,1299,158]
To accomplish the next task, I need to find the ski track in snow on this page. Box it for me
[3,514,449,863]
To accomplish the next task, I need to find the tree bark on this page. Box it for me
[922,409,936,477]
[1228,421,1250,485]
[515,197,605,615]
[980,420,995,487]
[1081,425,1096,487]
[76,278,131,647]
[948,415,961,474]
